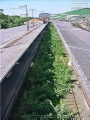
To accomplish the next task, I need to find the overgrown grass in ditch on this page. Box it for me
[10,23,74,120]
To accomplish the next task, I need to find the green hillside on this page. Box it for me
[65,8,90,15]
[50,8,90,19]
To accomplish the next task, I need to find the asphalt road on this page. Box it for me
[53,20,90,103]
[1,36,42,119]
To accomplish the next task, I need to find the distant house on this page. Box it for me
[20,14,26,18]
[66,14,79,19]
[29,18,43,24]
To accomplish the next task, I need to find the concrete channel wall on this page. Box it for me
[2,23,49,120]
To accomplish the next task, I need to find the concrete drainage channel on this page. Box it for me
[1,24,48,120]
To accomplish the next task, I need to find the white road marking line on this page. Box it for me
[68,29,90,46]
[69,46,90,52]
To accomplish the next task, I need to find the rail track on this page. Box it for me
[65,89,81,120]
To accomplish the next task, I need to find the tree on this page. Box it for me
[0,13,30,29]
[0,19,9,28]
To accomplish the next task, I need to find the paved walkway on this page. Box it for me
[0,24,36,45]
[53,20,90,107]
[0,24,46,82]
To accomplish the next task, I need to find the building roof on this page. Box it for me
[29,18,43,22]
[42,17,49,21]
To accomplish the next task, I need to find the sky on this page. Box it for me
[0,0,90,17]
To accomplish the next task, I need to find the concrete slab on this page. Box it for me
[0,24,46,82]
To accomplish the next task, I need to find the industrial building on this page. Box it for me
[39,13,50,22]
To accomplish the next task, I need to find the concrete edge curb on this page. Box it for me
[52,21,90,107]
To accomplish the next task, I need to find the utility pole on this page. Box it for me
[29,9,36,26]
[19,5,29,31]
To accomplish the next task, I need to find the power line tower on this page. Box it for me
[29,9,36,26]
[19,5,29,31]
